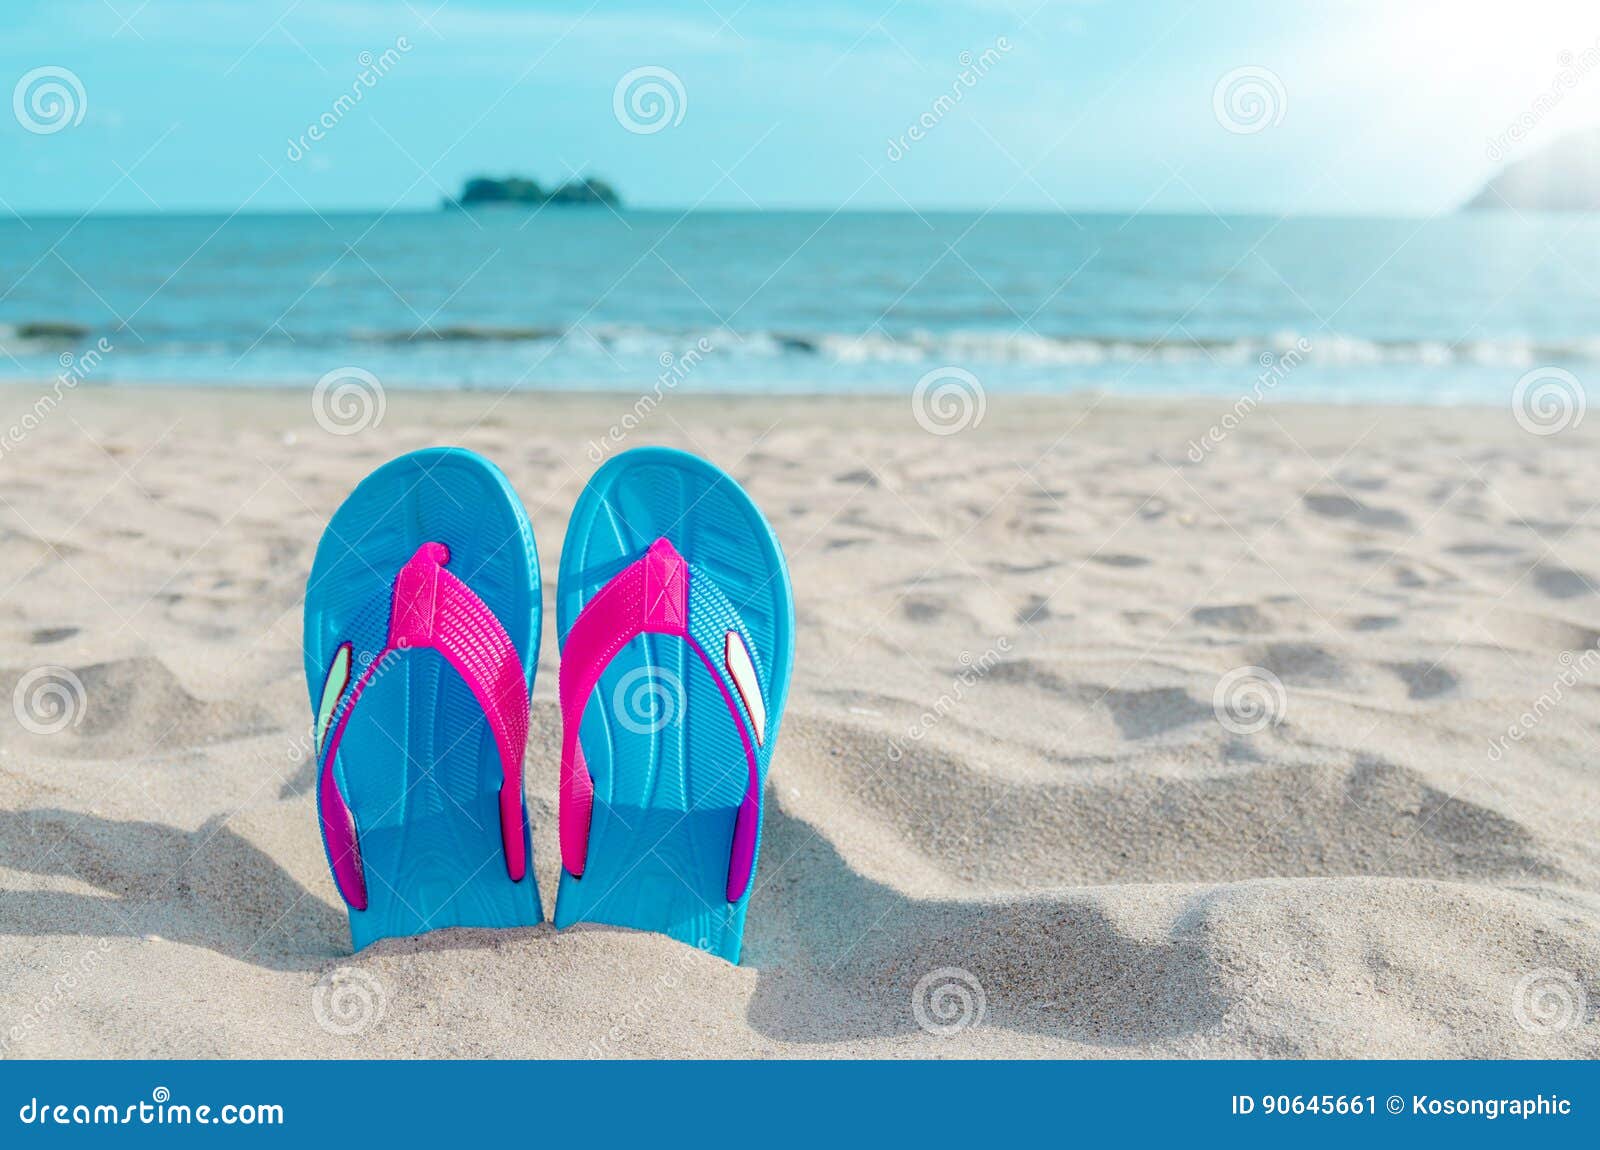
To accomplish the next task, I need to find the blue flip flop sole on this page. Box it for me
[553,447,794,962]
[304,447,542,949]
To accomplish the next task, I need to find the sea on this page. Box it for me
[1,209,1595,402]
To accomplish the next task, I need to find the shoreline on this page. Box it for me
[0,378,1534,413]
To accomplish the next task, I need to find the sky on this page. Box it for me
[2,0,1599,216]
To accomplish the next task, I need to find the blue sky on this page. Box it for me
[3,0,1598,215]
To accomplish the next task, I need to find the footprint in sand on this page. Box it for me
[1445,542,1524,559]
[1303,491,1412,531]
[1015,594,1052,624]
[1533,564,1596,600]
[900,595,947,623]
[833,468,878,487]
[1253,641,1348,687]
[1191,603,1271,634]
[1096,685,1212,739]
[1384,660,1460,700]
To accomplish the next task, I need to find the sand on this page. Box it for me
[0,385,1596,1059]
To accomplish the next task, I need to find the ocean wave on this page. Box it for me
[353,325,1600,368]
[5,319,1600,371]
[619,328,1600,369]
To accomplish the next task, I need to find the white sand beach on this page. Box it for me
[0,386,1596,1058]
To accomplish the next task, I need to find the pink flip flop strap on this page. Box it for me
[558,537,764,900]
[318,542,531,910]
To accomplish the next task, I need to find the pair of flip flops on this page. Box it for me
[303,446,794,964]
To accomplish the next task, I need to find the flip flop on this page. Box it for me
[304,447,542,950]
[553,447,795,963]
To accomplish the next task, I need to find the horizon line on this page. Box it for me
[0,203,1486,222]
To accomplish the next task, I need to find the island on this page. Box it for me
[443,175,621,209]
[1465,127,1600,212]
